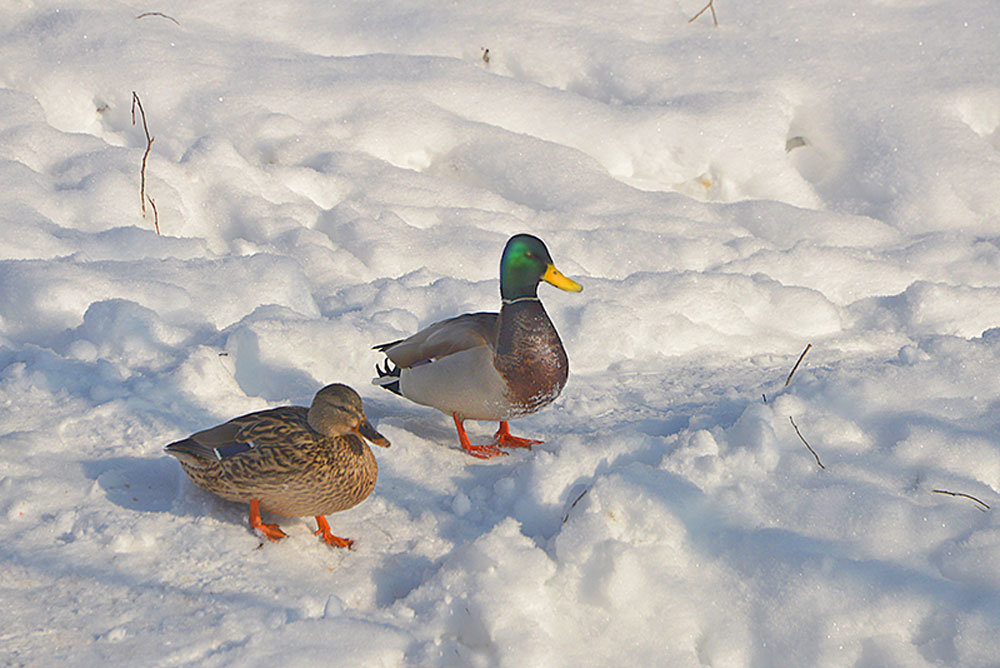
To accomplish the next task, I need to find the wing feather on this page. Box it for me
[376,312,498,368]
[185,408,307,450]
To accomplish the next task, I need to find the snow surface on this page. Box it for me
[3,0,1000,665]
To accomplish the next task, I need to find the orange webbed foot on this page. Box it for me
[453,414,508,459]
[314,516,353,549]
[249,499,288,542]
[464,443,509,459]
[492,421,542,449]
[256,522,289,542]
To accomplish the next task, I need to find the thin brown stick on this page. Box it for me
[136,12,180,25]
[688,0,718,26]
[932,489,990,510]
[789,416,825,469]
[562,489,589,524]
[130,92,154,216]
[147,195,160,235]
[785,343,812,387]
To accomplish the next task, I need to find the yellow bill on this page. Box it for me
[542,264,583,292]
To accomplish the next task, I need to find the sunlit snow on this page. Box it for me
[3,1,1000,666]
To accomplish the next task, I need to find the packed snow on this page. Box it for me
[3,0,1000,665]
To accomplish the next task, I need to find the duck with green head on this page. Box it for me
[373,234,582,459]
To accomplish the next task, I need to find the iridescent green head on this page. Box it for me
[499,234,582,300]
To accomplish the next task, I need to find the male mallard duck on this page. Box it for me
[165,383,390,548]
[373,233,582,459]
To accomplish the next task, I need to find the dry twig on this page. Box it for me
[562,489,590,524]
[785,343,812,387]
[789,416,825,469]
[147,195,160,235]
[688,0,718,26]
[136,12,180,25]
[932,489,990,511]
[130,92,155,223]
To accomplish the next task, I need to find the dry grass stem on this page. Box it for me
[130,92,154,217]
[136,12,179,25]
[789,416,825,469]
[688,0,718,26]
[932,489,990,511]
[147,195,160,235]
[785,343,812,387]
[562,489,589,524]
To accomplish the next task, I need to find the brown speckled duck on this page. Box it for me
[373,234,582,459]
[165,383,390,548]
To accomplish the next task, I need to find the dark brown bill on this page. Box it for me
[356,418,390,447]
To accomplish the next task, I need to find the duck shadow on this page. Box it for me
[362,396,485,456]
[82,456,179,513]
[84,455,299,538]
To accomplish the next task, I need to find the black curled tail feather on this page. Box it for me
[373,359,402,396]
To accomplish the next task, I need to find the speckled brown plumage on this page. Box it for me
[172,407,378,516]
[165,384,390,547]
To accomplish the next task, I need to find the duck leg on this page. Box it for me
[249,499,288,541]
[314,516,353,549]
[492,421,543,449]
[453,413,507,459]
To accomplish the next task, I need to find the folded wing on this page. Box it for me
[375,312,498,368]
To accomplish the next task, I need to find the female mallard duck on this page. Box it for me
[373,233,582,459]
[164,383,390,548]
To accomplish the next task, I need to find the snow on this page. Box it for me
[3,0,1000,665]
